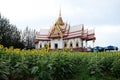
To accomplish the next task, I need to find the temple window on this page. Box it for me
[40,43,42,48]
[70,42,73,48]
[44,44,47,48]
[55,43,58,49]
[64,42,67,48]
[76,41,79,48]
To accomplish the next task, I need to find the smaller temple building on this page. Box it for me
[35,10,96,51]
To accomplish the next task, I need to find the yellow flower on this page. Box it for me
[0,44,4,49]
[14,48,20,54]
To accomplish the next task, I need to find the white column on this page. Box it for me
[59,38,63,49]
[51,39,54,49]
[85,40,87,48]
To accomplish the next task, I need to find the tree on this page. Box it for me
[0,14,23,48]
[21,27,37,49]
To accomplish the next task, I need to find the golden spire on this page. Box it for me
[55,7,64,25]
[59,7,61,17]
[48,7,64,38]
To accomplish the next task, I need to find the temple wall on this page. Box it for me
[35,37,83,49]
[35,44,38,49]
[51,38,63,49]
[66,38,83,48]
[36,41,50,49]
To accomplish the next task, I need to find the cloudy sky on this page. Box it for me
[0,0,120,48]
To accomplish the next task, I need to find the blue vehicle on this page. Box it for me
[91,46,105,52]
[105,45,118,51]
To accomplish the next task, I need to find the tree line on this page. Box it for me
[0,14,37,49]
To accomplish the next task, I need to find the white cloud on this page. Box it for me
[0,0,120,48]
[94,25,120,47]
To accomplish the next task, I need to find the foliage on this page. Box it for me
[112,58,120,78]
[0,14,23,48]
[0,14,36,49]
[21,27,37,49]
[0,44,120,80]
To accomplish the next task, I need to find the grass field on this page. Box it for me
[0,45,120,80]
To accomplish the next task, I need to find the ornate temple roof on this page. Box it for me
[48,8,66,38]
[35,8,96,43]
[54,8,64,26]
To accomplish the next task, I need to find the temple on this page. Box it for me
[35,9,96,51]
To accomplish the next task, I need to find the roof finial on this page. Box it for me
[59,6,61,17]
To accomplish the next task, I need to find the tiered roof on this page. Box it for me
[35,9,95,43]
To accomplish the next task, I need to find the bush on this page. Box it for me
[112,58,120,78]
[0,44,120,80]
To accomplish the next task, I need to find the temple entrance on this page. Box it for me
[70,42,73,48]
[55,43,58,49]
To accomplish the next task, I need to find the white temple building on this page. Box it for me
[35,9,95,51]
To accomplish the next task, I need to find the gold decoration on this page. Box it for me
[49,8,64,38]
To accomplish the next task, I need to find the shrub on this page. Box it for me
[112,58,120,78]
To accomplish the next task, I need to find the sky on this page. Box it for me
[0,0,120,48]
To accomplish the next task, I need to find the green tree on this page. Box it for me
[0,13,23,48]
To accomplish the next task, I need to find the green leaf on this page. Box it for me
[31,66,39,74]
